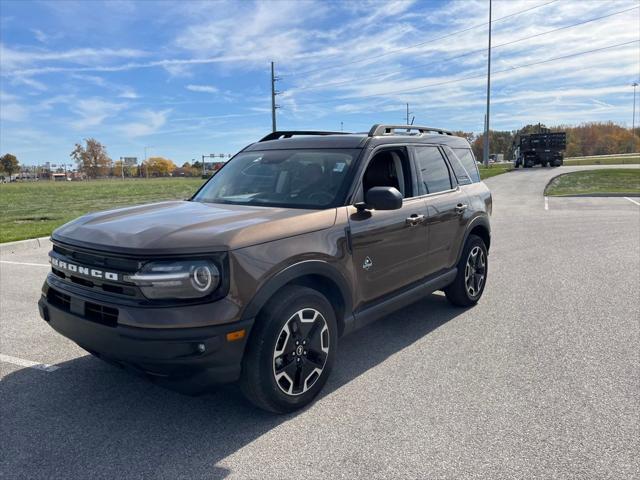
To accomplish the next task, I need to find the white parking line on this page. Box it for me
[624,197,640,206]
[544,197,549,210]
[0,260,49,267]
[0,354,59,372]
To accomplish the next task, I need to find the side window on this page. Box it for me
[442,146,473,185]
[451,147,480,183]
[362,148,413,198]
[414,146,453,195]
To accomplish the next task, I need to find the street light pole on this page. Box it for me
[632,82,638,152]
[143,146,153,179]
[270,62,281,133]
[483,0,492,167]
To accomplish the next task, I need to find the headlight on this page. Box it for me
[126,260,220,300]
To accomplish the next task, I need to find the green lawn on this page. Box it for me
[544,169,640,196]
[0,178,205,243]
[1,167,515,244]
[564,155,640,166]
[478,164,513,180]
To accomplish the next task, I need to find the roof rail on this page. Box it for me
[259,130,346,142]
[368,124,453,137]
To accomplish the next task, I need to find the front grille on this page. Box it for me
[52,243,140,272]
[47,287,119,327]
[50,241,141,299]
[85,302,118,327]
[48,288,71,311]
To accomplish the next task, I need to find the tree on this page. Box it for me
[0,153,19,180]
[113,160,125,178]
[70,138,111,178]
[191,160,202,176]
[145,157,176,176]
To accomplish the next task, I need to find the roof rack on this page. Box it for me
[259,130,346,142]
[368,124,453,137]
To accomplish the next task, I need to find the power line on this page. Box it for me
[286,40,639,108]
[285,0,559,78]
[289,4,640,93]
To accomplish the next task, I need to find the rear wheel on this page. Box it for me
[445,235,488,307]
[240,286,337,413]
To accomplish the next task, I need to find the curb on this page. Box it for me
[545,193,640,198]
[0,237,51,255]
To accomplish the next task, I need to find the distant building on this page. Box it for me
[51,173,70,181]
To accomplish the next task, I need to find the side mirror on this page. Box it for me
[363,186,403,210]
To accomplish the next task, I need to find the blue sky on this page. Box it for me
[1,0,639,166]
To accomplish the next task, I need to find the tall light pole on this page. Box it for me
[270,62,281,132]
[632,82,638,152]
[483,0,492,166]
[143,146,154,179]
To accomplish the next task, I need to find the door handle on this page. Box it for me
[455,204,468,214]
[405,214,425,226]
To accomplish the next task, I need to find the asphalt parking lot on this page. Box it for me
[1,166,638,480]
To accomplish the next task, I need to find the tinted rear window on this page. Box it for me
[448,147,480,183]
[414,146,453,194]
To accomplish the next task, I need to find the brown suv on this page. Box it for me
[38,124,492,413]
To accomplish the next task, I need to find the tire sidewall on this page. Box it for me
[255,289,338,412]
[462,236,488,302]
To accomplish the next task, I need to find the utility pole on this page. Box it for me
[483,0,492,166]
[271,61,281,132]
[144,146,153,179]
[406,103,412,125]
[632,82,638,152]
[340,121,344,132]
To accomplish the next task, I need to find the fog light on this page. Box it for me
[196,343,206,353]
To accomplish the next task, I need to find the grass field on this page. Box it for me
[544,169,640,196]
[1,167,511,243]
[0,178,205,243]
[478,164,513,179]
[563,155,640,166]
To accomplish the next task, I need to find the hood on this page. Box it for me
[52,201,337,255]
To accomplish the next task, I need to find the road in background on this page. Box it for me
[1,166,638,479]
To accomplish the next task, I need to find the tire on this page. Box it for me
[240,285,338,413]
[444,235,488,307]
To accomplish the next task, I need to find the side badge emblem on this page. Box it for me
[363,256,373,271]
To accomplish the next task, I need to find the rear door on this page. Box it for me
[411,145,469,275]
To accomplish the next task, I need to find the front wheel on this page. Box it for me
[445,235,488,307]
[240,286,337,413]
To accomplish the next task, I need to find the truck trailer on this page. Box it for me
[514,130,566,168]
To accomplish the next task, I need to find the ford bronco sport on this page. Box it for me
[39,124,492,413]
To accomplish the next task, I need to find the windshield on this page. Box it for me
[193,149,359,209]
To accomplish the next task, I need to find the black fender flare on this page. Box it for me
[240,260,353,328]
[456,215,491,264]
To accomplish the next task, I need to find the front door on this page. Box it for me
[347,147,428,308]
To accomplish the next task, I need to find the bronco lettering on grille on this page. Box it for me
[50,257,120,282]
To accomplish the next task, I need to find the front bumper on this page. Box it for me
[39,278,253,393]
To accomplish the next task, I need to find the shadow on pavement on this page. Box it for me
[1,293,463,479]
